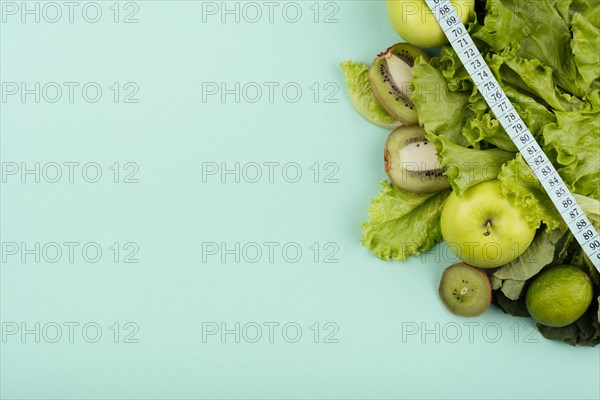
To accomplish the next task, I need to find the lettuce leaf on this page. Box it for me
[435,136,515,195]
[499,155,565,230]
[493,290,530,317]
[411,57,472,147]
[502,86,556,141]
[494,229,567,281]
[571,12,600,93]
[473,0,586,97]
[571,0,600,30]
[499,49,584,112]
[493,229,570,300]
[437,46,475,93]
[462,111,517,152]
[340,61,403,129]
[362,181,450,261]
[574,193,600,228]
[541,95,600,200]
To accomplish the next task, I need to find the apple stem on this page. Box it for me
[484,220,491,237]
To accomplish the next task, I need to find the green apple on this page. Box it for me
[386,0,475,48]
[440,180,536,268]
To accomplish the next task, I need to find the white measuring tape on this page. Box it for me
[424,0,600,270]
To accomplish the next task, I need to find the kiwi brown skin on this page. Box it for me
[384,126,450,193]
[384,127,424,192]
[384,127,426,181]
[384,127,424,182]
[370,60,413,124]
[368,43,429,125]
[439,263,492,317]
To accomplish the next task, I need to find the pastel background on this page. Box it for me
[1,1,598,399]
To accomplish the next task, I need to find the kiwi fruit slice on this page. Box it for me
[384,125,450,193]
[439,263,492,317]
[368,43,429,125]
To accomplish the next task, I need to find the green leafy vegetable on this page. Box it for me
[541,96,600,200]
[473,0,588,97]
[462,109,518,152]
[574,193,600,227]
[340,61,403,129]
[435,136,514,195]
[411,57,472,147]
[492,229,569,299]
[498,155,565,230]
[571,0,600,29]
[493,290,530,317]
[496,47,584,112]
[362,181,450,261]
[571,12,600,92]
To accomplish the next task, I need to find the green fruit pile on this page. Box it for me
[340,0,600,345]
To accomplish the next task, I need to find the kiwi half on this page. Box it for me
[384,125,450,193]
[439,263,492,317]
[368,43,429,125]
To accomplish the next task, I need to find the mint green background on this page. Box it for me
[1,1,598,399]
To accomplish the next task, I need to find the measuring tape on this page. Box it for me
[424,0,600,270]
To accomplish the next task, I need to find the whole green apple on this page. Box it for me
[440,180,536,268]
[386,0,475,48]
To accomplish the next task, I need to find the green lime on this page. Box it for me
[525,265,593,328]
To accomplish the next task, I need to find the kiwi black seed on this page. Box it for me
[384,125,450,193]
[439,263,492,317]
[368,43,429,125]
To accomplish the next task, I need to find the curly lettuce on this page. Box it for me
[472,0,590,97]
[436,136,515,195]
[541,93,600,200]
[361,182,450,261]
